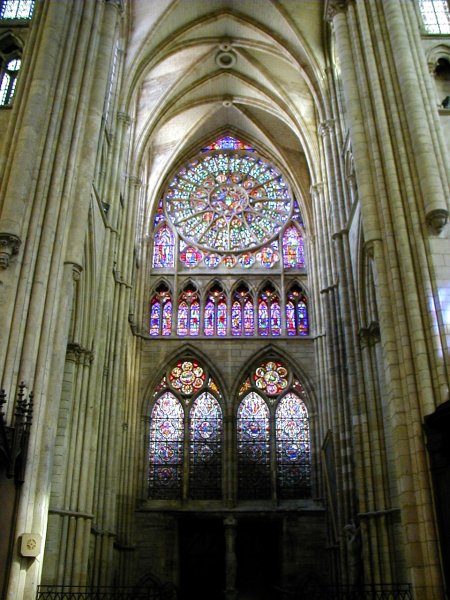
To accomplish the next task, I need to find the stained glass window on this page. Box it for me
[276,393,311,498]
[177,287,199,336]
[168,360,206,395]
[189,392,223,499]
[237,393,271,499]
[0,58,21,106]
[153,225,175,268]
[286,285,309,336]
[258,286,281,336]
[0,0,34,19]
[202,136,255,151]
[283,225,305,269]
[418,0,450,33]
[244,299,255,336]
[149,285,172,336]
[149,392,184,499]
[231,300,242,336]
[164,151,291,254]
[253,361,288,396]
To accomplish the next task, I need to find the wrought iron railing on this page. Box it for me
[275,583,412,600]
[36,585,177,600]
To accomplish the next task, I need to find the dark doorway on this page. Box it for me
[236,519,281,600]
[178,516,225,600]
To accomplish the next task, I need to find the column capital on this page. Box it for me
[325,0,350,22]
[426,208,448,235]
[318,119,335,137]
[310,182,324,199]
[0,232,21,269]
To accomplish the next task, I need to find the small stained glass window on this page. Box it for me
[283,225,305,269]
[149,392,184,499]
[0,0,34,19]
[177,287,199,336]
[0,58,21,106]
[286,285,309,336]
[237,392,271,499]
[149,285,172,336]
[152,225,175,268]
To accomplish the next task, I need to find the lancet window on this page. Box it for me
[148,135,309,337]
[0,0,34,19]
[418,0,450,33]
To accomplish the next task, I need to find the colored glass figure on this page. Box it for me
[243,299,254,336]
[168,361,206,395]
[177,301,188,336]
[153,198,165,227]
[231,300,242,336]
[237,392,271,499]
[217,300,227,336]
[149,392,184,499]
[223,255,237,268]
[150,300,161,336]
[275,393,311,498]
[204,253,221,268]
[286,301,296,336]
[239,378,252,396]
[162,300,172,336]
[164,150,292,253]
[291,197,303,225]
[190,300,200,336]
[153,225,175,268]
[253,361,288,396]
[271,300,281,336]
[189,392,223,499]
[207,378,222,397]
[204,299,215,336]
[180,246,203,268]
[283,225,305,269]
[202,136,255,151]
[298,302,309,335]
[238,252,255,268]
[256,245,278,268]
[258,300,269,336]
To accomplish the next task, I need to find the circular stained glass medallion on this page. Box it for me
[164,151,292,253]
[168,361,206,395]
[253,361,288,396]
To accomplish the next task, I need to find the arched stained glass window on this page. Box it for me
[276,392,311,498]
[0,57,20,106]
[204,299,215,336]
[244,299,255,336]
[149,392,184,499]
[150,285,172,336]
[153,225,175,268]
[189,392,223,499]
[149,362,223,501]
[258,284,281,336]
[418,0,450,33]
[177,286,199,336]
[204,284,226,336]
[236,360,312,501]
[283,225,305,269]
[286,285,309,336]
[231,300,242,336]
[217,299,227,336]
[237,392,271,499]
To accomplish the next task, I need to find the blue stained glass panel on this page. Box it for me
[237,392,270,499]
[217,300,227,336]
[150,301,161,336]
[231,301,242,336]
[244,300,254,336]
[190,300,200,336]
[271,301,281,336]
[149,392,184,499]
[276,392,311,498]
[286,301,296,336]
[153,225,175,268]
[283,225,305,269]
[298,302,309,336]
[162,300,172,336]
[259,300,269,336]
[177,301,188,336]
[204,300,215,336]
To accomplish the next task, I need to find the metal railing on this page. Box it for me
[36,585,177,600]
[276,583,412,600]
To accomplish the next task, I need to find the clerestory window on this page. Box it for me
[418,0,450,34]
[149,136,309,337]
[0,0,34,19]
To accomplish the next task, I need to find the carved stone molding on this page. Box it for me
[318,119,335,137]
[359,321,380,347]
[66,343,94,365]
[426,208,448,234]
[325,0,350,22]
[117,111,132,125]
[310,182,324,200]
[332,229,348,240]
[0,233,21,269]
[127,175,142,187]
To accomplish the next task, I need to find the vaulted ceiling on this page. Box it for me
[122,0,330,230]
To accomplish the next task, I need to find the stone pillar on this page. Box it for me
[224,516,238,600]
